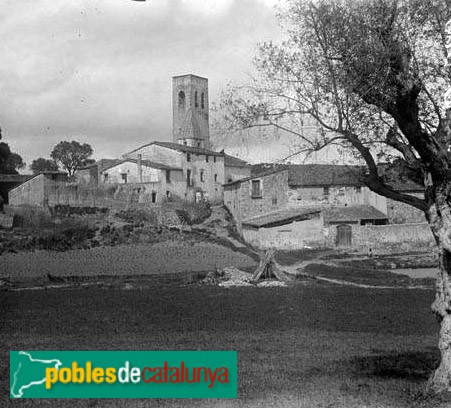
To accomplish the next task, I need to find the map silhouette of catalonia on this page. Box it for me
[11,351,62,398]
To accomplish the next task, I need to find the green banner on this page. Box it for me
[10,351,237,399]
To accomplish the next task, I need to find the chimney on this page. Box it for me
[137,154,143,183]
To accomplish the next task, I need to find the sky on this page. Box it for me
[0,0,290,170]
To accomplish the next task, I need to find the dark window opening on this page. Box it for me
[200,171,205,182]
[187,169,193,187]
[121,173,128,184]
[151,191,157,203]
[323,186,330,197]
[213,156,217,163]
[187,153,191,162]
[206,155,209,163]
[166,170,171,183]
[104,173,109,182]
[251,180,262,198]
[197,141,201,147]
[194,91,199,108]
[214,174,218,182]
[178,91,186,111]
[201,93,205,109]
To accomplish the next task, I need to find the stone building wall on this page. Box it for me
[224,165,251,184]
[325,222,434,249]
[242,214,324,250]
[224,170,289,231]
[386,193,425,224]
[124,144,225,203]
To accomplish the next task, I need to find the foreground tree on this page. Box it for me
[221,0,451,393]
[30,158,59,174]
[50,141,94,177]
[0,142,25,174]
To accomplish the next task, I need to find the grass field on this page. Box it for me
[2,269,451,407]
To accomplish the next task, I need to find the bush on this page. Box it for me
[115,209,158,225]
[171,201,211,225]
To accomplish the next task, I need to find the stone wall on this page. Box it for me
[45,183,173,209]
[9,174,46,206]
[224,165,251,184]
[326,222,434,249]
[242,214,324,250]
[386,193,425,224]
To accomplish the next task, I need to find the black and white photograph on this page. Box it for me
[2,0,451,406]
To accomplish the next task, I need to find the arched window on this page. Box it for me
[194,91,199,108]
[201,93,205,109]
[178,91,186,111]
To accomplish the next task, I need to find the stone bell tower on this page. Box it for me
[172,74,210,149]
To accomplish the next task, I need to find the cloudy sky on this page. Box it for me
[0,0,289,169]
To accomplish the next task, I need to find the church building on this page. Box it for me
[78,74,251,204]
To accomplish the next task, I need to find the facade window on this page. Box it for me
[166,170,171,183]
[121,173,128,184]
[103,173,109,183]
[197,141,201,147]
[206,155,209,163]
[355,186,362,193]
[187,169,193,187]
[151,191,157,203]
[166,190,171,198]
[323,186,330,197]
[201,93,205,109]
[178,91,186,111]
[251,179,262,198]
[213,156,217,163]
[187,153,191,162]
[214,174,218,182]
[194,91,199,108]
[200,171,205,182]
[183,140,187,146]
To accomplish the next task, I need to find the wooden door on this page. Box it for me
[336,224,352,246]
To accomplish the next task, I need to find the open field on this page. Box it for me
[2,270,451,407]
[0,242,257,282]
[2,244,451,407]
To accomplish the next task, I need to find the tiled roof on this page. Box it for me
[102,159,182,172]
[79,159,121,171]
[287,165,364,187]
[251,163,424,191]
[0,174,34,183]
[224,167,287,187]
[242,207,321,228]
[324,205,388,223]
[224,154,249,168]
[175,108,203,141]
[125,141,223,157]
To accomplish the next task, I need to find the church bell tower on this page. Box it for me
[172,74,210,149]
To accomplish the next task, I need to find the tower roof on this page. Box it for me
[175,108,204,141]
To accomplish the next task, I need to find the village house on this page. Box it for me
[8,171,68,207]
[224,164,430,250]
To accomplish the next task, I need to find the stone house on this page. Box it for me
[9,171,68,206]
[224,165,389,230]
[223,164,431,249]
[123,141,226,203]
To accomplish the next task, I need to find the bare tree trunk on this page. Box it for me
[428,247,451,393]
